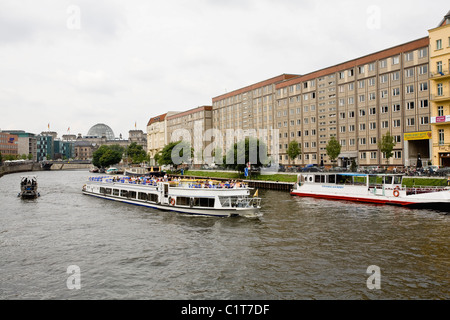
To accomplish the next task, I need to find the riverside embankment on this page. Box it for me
[0,162,91,178]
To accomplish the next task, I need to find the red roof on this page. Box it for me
[147,113,167,126]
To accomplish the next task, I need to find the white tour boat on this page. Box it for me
[82,176,262,217]
[291,172,450,211]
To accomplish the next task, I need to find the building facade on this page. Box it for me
[166,106,213,164]
[275,38,431,168]
[211,40,432,168]
[429,11,450,167]
[1,130,37,161]
[147,113,167,163]
[212,74,299,160]
[0,132,19,158]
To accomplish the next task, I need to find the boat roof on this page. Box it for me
[299,172,404,177]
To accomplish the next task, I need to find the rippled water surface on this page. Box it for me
[0,170,449,300]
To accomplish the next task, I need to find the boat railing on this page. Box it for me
[87,176,250,189]
[405,186,449,195]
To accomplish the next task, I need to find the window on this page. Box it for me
[381,90,388,98]
[419,65,428,75]
[405,69,413,78]
[405,52,414,61]
[437,61,443,73]
[370,137,377,145]
[380,74,388,83]
[359,109,366,117]
[420,82,428,91]
[437,83,443,96]
[382,121,389,129]
[407,118,415,126]
[406,102,415,110]
[420,117,429,125]
[439,129,445,145]
[380,60,387,68]
[392,71,400,81]
[419,48,428,58]
[370,122,376,130]
[358,66,365,74]
[393,119,401,128]
[393,104,401,112]
[360,123,366,131]
[392,56,400,65]
[349,111,355,118]
[392,88,400,96]
[360,138,366,145]
[349,125,355,132]
[371,152,377,159]
[437,39,442,50]
[394,151,402,159]
[438,106,444,117]
[358,80,365,89]
[420,99,429,108]
[360,152,367,159]
[381,105,389,113]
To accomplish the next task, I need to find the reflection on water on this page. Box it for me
[0,170,448,299]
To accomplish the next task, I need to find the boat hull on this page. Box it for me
[82,190,260,218]
[290,190,450,211]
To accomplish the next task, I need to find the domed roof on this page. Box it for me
[87,123,115,140]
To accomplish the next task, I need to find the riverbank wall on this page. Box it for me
[0,163,42,178]
[0,163,91,178]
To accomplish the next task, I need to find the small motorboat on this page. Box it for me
[19,175,40,199]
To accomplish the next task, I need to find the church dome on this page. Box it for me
[87,123,115,140]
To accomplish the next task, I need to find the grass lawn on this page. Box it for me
[174,171,298,183]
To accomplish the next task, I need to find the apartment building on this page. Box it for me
[166,106,213,164]
[147,112,180,164]
[0,132,19,157]
[429,11,450,166]
[212,74,299,158]
[273,37,431,168]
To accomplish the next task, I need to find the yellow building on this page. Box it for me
[429,11,450,167]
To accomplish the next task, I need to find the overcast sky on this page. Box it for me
[0,0,448,139]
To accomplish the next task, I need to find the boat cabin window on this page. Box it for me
[113,189,120,196]
[315,175,326,183]
[383,176,393,185]
[394,176,402,185]
[193,198,215,208]
[176,197,190,206]
[120,190,128,198]
[328,175,336,184]
[148,194,158,203]
[105,188,112,195]
[138,192,147,201]
[127,191,137,199]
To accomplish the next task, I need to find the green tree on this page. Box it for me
[126,142,147,164]
[27,154,33,161]
[224,137,269,173]
[93,145,122,169]
[378,131,396,165]
[157,141,194,168]
[287,141,301,162]
[326,136,341,166]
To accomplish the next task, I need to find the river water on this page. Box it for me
[0,170,448,300]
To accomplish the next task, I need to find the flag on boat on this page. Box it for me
[254,189,259,197]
